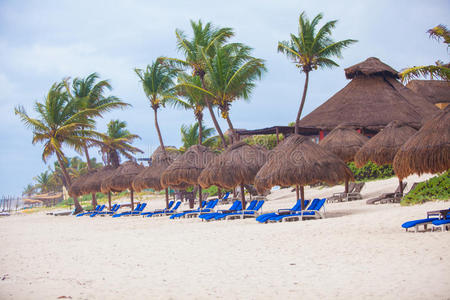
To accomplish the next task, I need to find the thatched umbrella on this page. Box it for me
[198,142,267,208]
[81,166,118,209]
[255,134,354,209]
[132,146,181,208]
[406,80,450,109]
[298,57,439,131]
[101,161,144,209]
[69,169,98,198]
[319,124,369,193]
[160,145,216,207]
[354,120,418,194]
[393,107,449,180]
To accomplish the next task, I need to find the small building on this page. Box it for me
[406,80,450,110]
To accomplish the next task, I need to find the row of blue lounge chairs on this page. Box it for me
[401,209,450,232]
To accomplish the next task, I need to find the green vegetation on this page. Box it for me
[348,161,395,181]
[244,134,283,150]
[401,171,450,205]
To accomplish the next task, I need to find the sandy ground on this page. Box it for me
[0,174,449,300]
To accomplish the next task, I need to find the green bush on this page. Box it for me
[243,134,283,150]
[347,161,395,181]
[401,171,450,205]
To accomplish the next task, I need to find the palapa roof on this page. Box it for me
[132,147,181,192]
[406,80,450,104]
[101,161,144,193]
[319,124,369,162]
[254,135,354,193]
[298,57,439,131]
[69,169,98,197]
[82,165,117,194]
[355,120,417,167]
[160,144,216,188]
[393,107,450,179]
[198,142,268,189]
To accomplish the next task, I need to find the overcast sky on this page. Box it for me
[0,0,448,195]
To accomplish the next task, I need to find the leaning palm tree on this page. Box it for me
[278,11,357,134]
[400,24,450,82]
[161,20,234,148]
[15,82,98,213]
[98,120,143,167]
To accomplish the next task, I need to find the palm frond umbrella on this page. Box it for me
[132,146,181,208]
[160,145,216,207]
[81,165,118,209]
[355,120,418,194]
[101,161,144,209]
[255,135,354,210]
[319,124,369,192]
[393,108,449,179]
[198,142,268,208]
[69,169,98,198]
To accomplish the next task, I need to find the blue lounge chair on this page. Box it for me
[256,199,309,223]
[170,199,219,219]
[214,200,258,220]
[198,200,242,221]
[276,198,326,222]
[401,210,449,232]
[144,201,182,217]
[90,204,121,217]
[221,200,265,220]
[112,203,147,218]
[432,219,450,232]
[75,204,105,217]
[141,201,175,217]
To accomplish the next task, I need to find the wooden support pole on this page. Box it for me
[300,186,305,210]
[295,185,300,201]
[165,188,169,208]
[198,185,202,208]
[108,192,112,210]
[240,183,246,210]
[345,179,349,194]
[130,189,134,210]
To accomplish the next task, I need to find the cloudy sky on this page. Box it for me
[0,0,448,195]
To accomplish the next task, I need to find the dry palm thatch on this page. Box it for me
[319,124,369,162]
[160,145,216,188]
[150,145,180,162]
[255,135,354,208]
[198,142,268,189]
[69,171,95,198]
[101,161,144,193]
[393,108,450,179]
[82,165,118,195]
[298,57,439,130]
[355,120,417,167]
[406,80,450,105]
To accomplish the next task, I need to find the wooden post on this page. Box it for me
[345,180,349,194]
[108,192,112,210]
[399,178,404,195]
[130,189,134,210]
[240,183,246,210]
[275,127,280,145]
[165,188,169,208]
[198,185,202,208]
[295,185,300,201]
[300,186,305,210]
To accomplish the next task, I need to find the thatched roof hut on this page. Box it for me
[406,80,450,108]
[69,170,97,198]
[354,120,417,167]
[101,161,144,193]
[198,142,267,206]
[255,135,354,208]
[393,107,450,179]
[319,124,369,162]
[298,57,439,131]
[160,145,216,188]
[81,165,118,195]
[132,147,181,192]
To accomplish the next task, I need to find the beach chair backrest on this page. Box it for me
[113,204,120,212]
[314,199,326,211]
[93,205,101,211]
[246,200,258,211]
[99,205,106,211]
[406,182,418,195]
[229,200,241,211]
[171,201,181,211]
[139,203,147,211]
[354,182,365,193]
[253,200,265,211]
[348,182,356,193]
[235,201,243,211]
[168,200,174,209]
[200,200,207,208]
[133,203,142,212]
[291,199,303,211]
[206,200,216,209]
[222,192,230,200]
[210,199,219,209]
[306,199,320,211]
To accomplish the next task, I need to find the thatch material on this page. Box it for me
[160,145,216,188]
[100,161,144,193]
[406,80,450,104]
[254,135,354,193]
[355,120,417,167]
[319,124,369,162]
[393,107,450,179]
[298,57,439,131]
[198,142,268,189]
[151,146,180,162]
[80,166,117,194]
[69,169,98,197]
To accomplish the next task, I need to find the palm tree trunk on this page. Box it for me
[55,152,82,213]
[295,71,310,134]
[300,185,305,210]
[153,107,170,208]
[197,113,203,145]
[83,144,97,208]
[200,76,227,148]
[225,113,237,143]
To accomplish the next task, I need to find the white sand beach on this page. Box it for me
[0,174,449,300]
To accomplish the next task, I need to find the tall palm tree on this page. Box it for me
[162,20,234,148]
[278,11,357,134]
[180,122,216,151]
[99,120,143,167]
[400,24,450,82]
[34,171,54,193]
[15,82,98,213]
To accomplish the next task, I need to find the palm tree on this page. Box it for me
[180,122,216,151]
[162,20,234,147]
[15,82,98,213]
[278,11,357,134]
[400,24,450,82]
[34,171,54,193]
[99,120,143,167]
[22,184,36,197]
